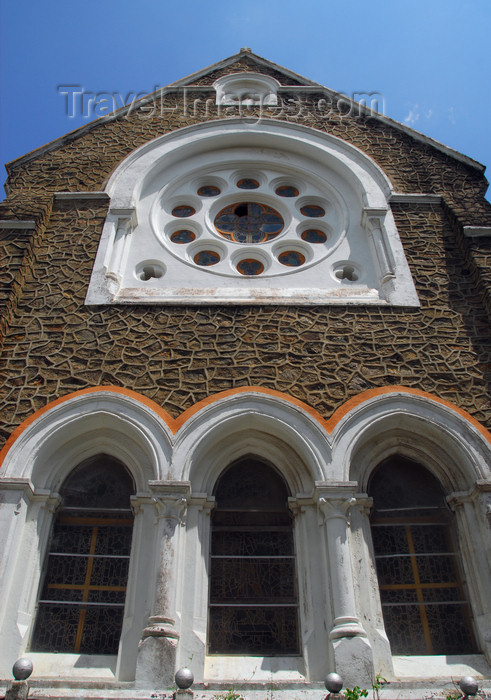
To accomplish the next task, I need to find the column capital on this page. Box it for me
[148,481,191,525]
[447,479,491,510]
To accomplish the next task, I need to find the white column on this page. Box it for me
[136,482,190,688]
[317,485,374,687]
[362,208,395,283]
[448,480,491,664]
[106,207,137,288]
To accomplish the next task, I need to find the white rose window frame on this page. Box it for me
[85,119,419,307]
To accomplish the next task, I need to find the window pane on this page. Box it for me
[369,456,476,655]
[209,458,299,655]
[31,455,134,654]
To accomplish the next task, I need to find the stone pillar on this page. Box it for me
[362,208,395,284]
[317,486,374,686]
[447,480,491,664]
[106,208,137,288]
[136,482,190,688]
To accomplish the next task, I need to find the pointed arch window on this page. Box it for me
[31,455,135,655]
[369,456,476,655]
[209,457,299,655]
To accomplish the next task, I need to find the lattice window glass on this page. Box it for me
[209,457,299,655]
[31,455,135,654]
[368,456,476,655]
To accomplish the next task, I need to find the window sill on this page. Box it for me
[204,655,305,681]
[26,653,117,680]
[393,654,491,680]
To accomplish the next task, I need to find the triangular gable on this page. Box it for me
[168,48,320,87]
[3,49,485,175]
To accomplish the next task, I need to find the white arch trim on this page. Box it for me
[1,386,490,495]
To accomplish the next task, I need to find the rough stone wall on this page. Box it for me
[0,195,489,448]
[1,74,490,448]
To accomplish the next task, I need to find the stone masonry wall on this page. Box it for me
[1,71,490,448]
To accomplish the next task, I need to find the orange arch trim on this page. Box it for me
[1,384,490,470]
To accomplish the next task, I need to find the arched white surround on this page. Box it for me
[0,387,490,683]
[86,119,419,306]
[213,72,281,106]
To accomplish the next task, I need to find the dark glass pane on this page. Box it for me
[171,230,195,244]
[172,205,195,217]
[275,186,299,197]
[209,606,298,655]
[301,229,327,243]
[198,186,220,196]
[31,605,80,652]
[369,456,444,512]
[79,606,125,654]
[300,205,325,217]
[209,458,299,655]
[212,530,294,557]
[278,251,305,267]
[381,604,427,655]
[214,458,289,509]
[210,558,296,603]
[194,250,220,266]
[61,455,134,509]
[32,456,134,654]
[236,259,264,276]
[369,456,476,655]
[237,178,260,189]
[214,203,283,244]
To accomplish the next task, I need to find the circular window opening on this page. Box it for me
[215,202,284,244]
[300,204,325,217]
[198,185,221,197]
[237,178,260,190]
[171,230,196,244]
[275,185,299,197]
[301,229,327,243]
[236,258,265,276]
[172,205,196,218]
[194,250,220,266]
[278,250,306,267]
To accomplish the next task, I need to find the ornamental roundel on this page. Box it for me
[214,202,284,244]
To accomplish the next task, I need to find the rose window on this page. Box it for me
[214,202,284,243]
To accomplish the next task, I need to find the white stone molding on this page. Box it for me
[0,390,171,490]
[337,392,491,490]
[105,208,138,291]
[213,72,280,107]
[446,484,491,663]
[0,220,36,230]
[362,207,395,283]
[86,118,419,306]
[463,226,491,238]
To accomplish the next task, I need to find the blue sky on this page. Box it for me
[1,0,490,199]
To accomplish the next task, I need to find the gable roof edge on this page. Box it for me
[3,59,486,180]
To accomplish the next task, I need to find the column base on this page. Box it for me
[331,635,374,688]
[135,635,178,688]
[329,616,367,640]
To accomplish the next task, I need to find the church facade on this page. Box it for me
[0,50,490,698]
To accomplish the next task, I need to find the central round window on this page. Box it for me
[214,202,284,244]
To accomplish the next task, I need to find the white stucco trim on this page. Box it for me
[86,119,419,307]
